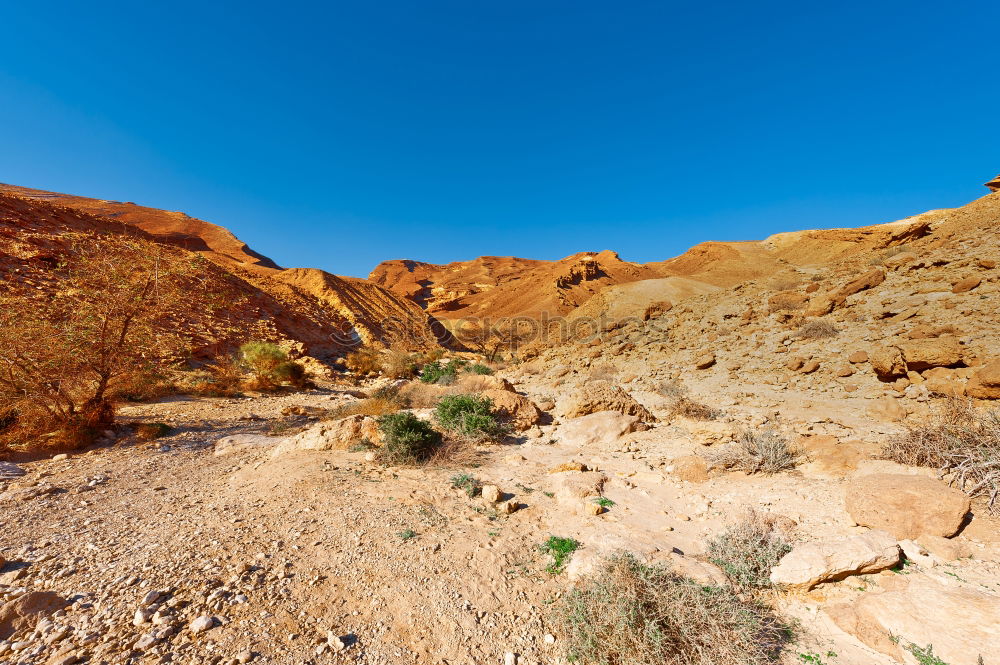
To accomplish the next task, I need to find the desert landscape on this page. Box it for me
[2,173,999,665]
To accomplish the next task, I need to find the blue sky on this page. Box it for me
[2,1,997,277]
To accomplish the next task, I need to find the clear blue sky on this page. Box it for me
[2,1,997,277]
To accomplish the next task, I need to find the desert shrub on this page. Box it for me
[419,359,468,384]
[108,370,177,403]
[345,348,382,376]
[0,234,232,453]
[796,320,839,339]
[556,552,789,665]
[326,385,407,419]
[135,422,172,441]
[382,350,420,379]
[180,362,244,397]
[659,381,720,420]
[712,430,801,475]
[434,394,510,442]
[881,398,1000,511]
[466,363,494,375]
[450,472,482,497]
[706,512,792,590]
[375,412,442,465]
[540,536,579,574]
[236,342,307,390]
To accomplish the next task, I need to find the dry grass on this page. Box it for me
[796,320,839,339]
[767,292,807,313]
[706,511,792,591]
[658,380,721,421]
[345,348,382,376]
[711,430,801,475]
[881,398,1000,511]
[556,552,789,665]
[326,397,404,419]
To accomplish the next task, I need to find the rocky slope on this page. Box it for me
[0,186,451,356]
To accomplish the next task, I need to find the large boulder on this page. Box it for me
[769,530,900,589]
[966,360,1000,399]
[550,471,607,511]
[560,381,655,422]
[869,346,907,379]
[0,592,69,640]
[271,415,380,457]
[845,474,970,539]
[479,389,543,431]
[826,577,1000,664]
[899,336,963,371]
[557,411,643,448]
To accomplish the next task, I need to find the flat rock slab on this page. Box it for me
[0,462,26,479]
[845,473,971,539]
[770,530,900,589]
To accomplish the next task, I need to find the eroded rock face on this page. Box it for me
[826,577,1000,665]
[479,389,543,431]
[557,411,643,448]
[271,415,380,457]
[899,336,963,371]
[845,474,971,540]
[0,592,69,640]
[987,173,1000,191]
[560,381,655,421]
[769,530,900,589]
[967,360,1000,399]
[869,346,907,379]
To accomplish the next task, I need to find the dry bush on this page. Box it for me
[796,320,839,339]
[711,430,801,475]
[767,292,807,313]
[881,398,1000,511]
[768,275,802,291]
[0,235,230,453]
[345,348,382,376]
[135,422,172,441]
[382,350,419,379]
[398,381,451,408]
[107,370,177,403]
[659,380,720,421]
[556,552,789,665]
[706,511,792,590]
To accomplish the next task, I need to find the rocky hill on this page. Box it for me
[0,190,448,358]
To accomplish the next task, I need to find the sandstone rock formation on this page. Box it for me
[845,474,971,539]
[769,530,900,589]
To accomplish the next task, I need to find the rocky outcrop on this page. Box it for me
[557,412,643,448]
[0,592,69,640]
[769,530,900,589]
[480,389,543,431]
[826,577,1000,664]
[967,360,1000,399]
[559,382,655,422]
[271,416,380,456]
[985,173,1000,192]
[845,474,971,540]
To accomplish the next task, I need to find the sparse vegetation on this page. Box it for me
[881,398,1000,511]
[555,552,789,665]
[796,320,839,340]
[374,412,443,465]
[451,473,482,497]
[905,643,949,665]
[712,430,801,475]
[540,536,579,574]
[467,363,494,375]
[420,359,468,384]
[659,380,721,420]
[706,512,792,590]
[593,496,615,509]
[345,348,382,376]
[434,394,510,442]
[0,234,234,453]
[237,341,308,390]
[398,528,417,541]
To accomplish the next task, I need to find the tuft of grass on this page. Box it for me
[556,552,790,665]
[540,536,579,574]
[659,380,721,420]
[374,412,443,465]
[881,398,1000,512]
[706,512,792,590]
[711,429,801,475]
[796,320,839,340]
[434,394,510,442]
[451,473,481,497]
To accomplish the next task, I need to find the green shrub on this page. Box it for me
[451,473,482,497]
[434,394,510,442]
[419,359,468,384]
[135,422,172,441]
[707,513,791,590]
[375,412,442,465]
[556,552,789,665]
[541,536,579,574]
[238,341,308,389]
[467,363,494,375]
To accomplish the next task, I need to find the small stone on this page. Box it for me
[543,633,556,644]
[504,652,517,665]
[585,502,604,516]
[481,485,502,503]
[189,615,216,634]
